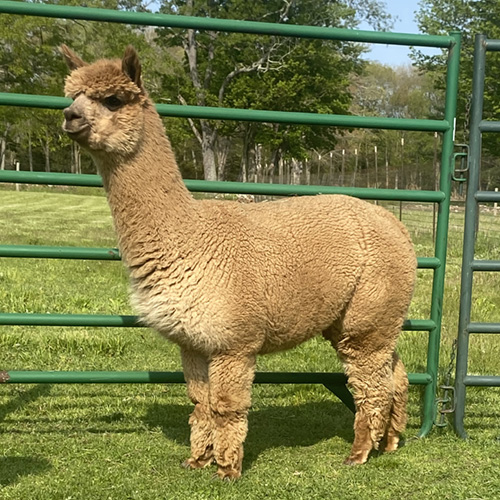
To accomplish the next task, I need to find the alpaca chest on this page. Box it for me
[130,277,234,354]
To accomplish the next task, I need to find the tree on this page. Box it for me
[156,0,394,181]
[414,0,500,139]
[414,0,500,188]
[343,63,444,190]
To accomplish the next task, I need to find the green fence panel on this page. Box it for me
[0,0,461,437]
[454,34,500,438]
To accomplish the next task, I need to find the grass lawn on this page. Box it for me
[0,188,499,500]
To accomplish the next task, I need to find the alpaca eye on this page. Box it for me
[103,95,123,111]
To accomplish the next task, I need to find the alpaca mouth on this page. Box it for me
[63,121,90,140]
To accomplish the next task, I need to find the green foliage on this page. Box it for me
[0,0,154,174]
[414,0,500,166]
[155,0,393,180]
[0,1,454,189]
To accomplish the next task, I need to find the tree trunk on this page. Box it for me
[241,124,257,183]
[240,150,247,183]
[305,159,310,185]
[43,134,50,173]
[15,160,20,191]
[198,121,216,181]
[254,144,262,183]
[77,143,82,174]
[71,141,76,174]
[291,158,302,185]
[28,131,33,172]
[385,142,389,189]
[352,148,358,187]
[1,126,10,170]
[270,148,282,184]
[201,141,217,181]
[340,149,346,187]
[216,137,230,181]
[72,141,82,174]
[0,136,5,171]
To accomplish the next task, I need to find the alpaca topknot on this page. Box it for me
[64,58,145,102]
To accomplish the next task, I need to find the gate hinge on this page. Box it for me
[452,143,469,183]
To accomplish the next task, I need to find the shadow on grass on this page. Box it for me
[143,399,354,470]
[0,456,51,487]
[0,384,52,423]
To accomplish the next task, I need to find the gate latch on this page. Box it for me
[435,385,456,427]
[435,338,457,428]
[452,143,469,183]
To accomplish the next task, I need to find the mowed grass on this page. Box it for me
[0,188,499,500]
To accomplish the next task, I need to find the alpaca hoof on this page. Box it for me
[383,440,399,453]
[215,466,241,481]
[181,457,214,470]
[382,435,404,453]
[343,457,362,466]
[343,451,369,466]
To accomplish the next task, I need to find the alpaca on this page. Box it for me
[61,45,417,480]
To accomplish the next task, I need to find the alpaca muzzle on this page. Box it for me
[62,104,90,140]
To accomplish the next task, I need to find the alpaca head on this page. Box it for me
[61,45,148,157]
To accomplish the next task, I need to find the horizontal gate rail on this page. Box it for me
[478,121,500,133]
[0,371,431,385]
[0,370,431,386]
[484,39,500,51]
[474,191,500,202]
[0,170,446,202]
[0,0,457,47]
[0,245,122,260]
[0,91,451,132]
[470,260,500,272]
[0,314,436,332]
[0,313,138,328]
[0,244,440,269]
[463,375,500,387]
[0,0,462,437]
[467,323,500,334]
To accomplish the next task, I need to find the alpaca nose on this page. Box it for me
[63,106,82,122]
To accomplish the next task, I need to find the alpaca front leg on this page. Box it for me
[180,349,214,469]
[208,353,256,480]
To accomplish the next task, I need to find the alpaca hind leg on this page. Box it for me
[180,349,215,469]
[340,347,395,465]
[383,352,408,452]
[208,353,256,480]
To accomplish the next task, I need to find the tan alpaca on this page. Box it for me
[61,45,417,480]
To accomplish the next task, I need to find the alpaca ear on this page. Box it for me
[60,45,87,70]
[122,45,143,90]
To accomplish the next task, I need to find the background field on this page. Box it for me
[0,187,499,500]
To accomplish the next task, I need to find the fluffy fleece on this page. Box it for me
[61,45,417,480]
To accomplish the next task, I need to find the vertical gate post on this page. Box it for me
[454,35,486,438]
[419,31,462,437]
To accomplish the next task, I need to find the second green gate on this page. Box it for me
[455,34,500,438]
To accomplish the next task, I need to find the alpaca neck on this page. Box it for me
[94,104,196,268]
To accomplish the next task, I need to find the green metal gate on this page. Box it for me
[0,0,461,437]
[455,34,500,438]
